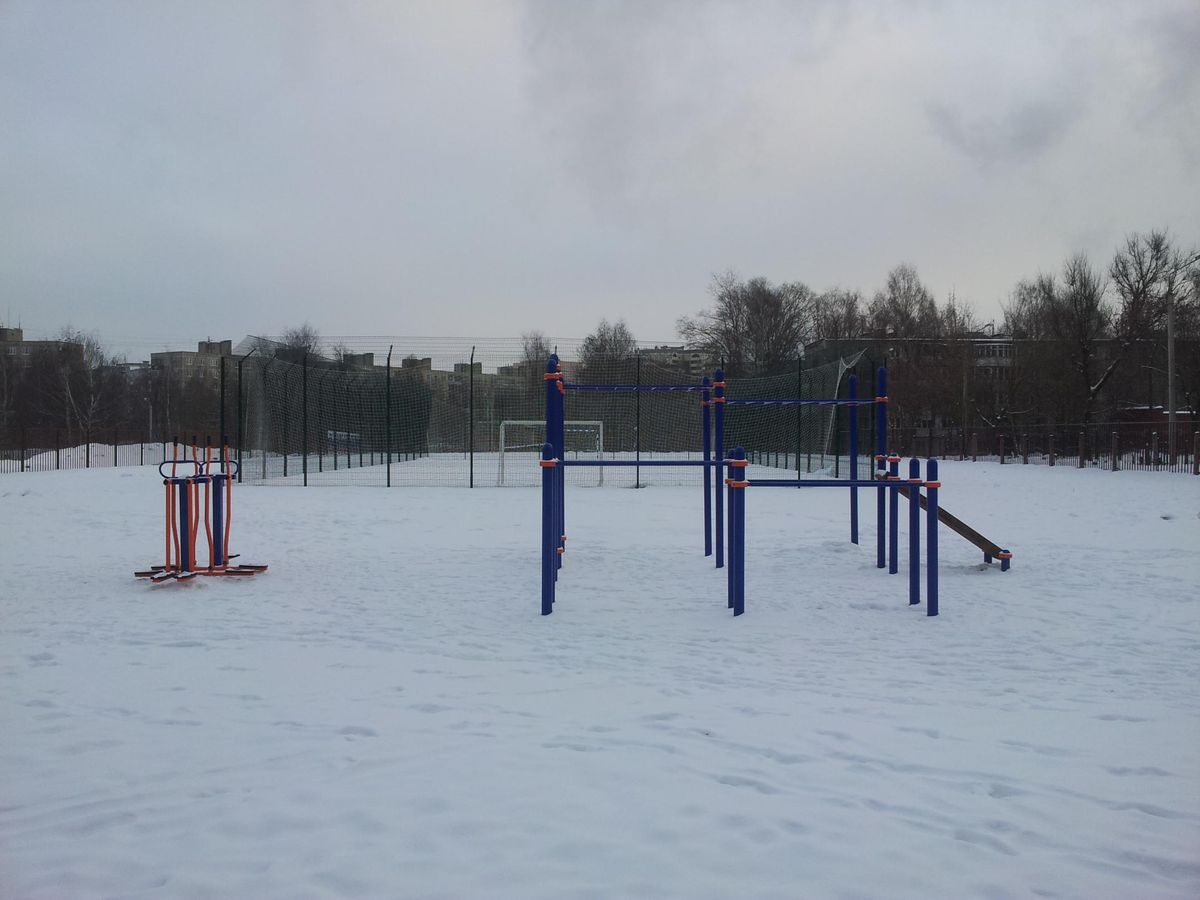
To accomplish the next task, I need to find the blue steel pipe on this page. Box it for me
[848,373,859,544]
[557,369,565,573]
[211,472,226,567]
[746,478,904,487]
[889,456,899,575]
[702,376,712,557]
[876,367,887,569]
[908,458,920,605]
[724,398,881,407]
[714,368,725,570]
[727,446,747,616]
[927,458,939,616]
[560,459,718,467]
[563,383,709,392]
[545,355,563,575]
[177,479,191,573]
[541,443,555,615]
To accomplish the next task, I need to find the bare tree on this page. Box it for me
[18,328,118,445]
[281,322,323,356]
[579,319,637,378]
[521,330,553,369]
[867,264,941,338]
[1001,279,1046,340]
[1037,255,1111,423]
[1110,231,1181,335]
[677,272,814,376]
[811,288,865,341]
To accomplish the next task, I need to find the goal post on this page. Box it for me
[499,420,604,486]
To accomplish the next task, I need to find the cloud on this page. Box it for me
[518,0,852,212]
[925,97,1082,169]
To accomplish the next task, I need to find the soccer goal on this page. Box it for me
[498,420,605,486]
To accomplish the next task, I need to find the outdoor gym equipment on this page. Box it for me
[538,356,1011,618]
[134,438,267,583]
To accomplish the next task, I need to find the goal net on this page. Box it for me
[498,420,605,486]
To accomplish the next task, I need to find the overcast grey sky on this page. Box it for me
[2,0,1197,356]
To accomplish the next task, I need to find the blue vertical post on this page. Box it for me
[212,470,226,567]
[702,376,712,557]
[556,361,566,570]
[876,367,887,568]
[177,479,191,573]
[728,446,747,616]
[848,373,859,544]
[926,459,939,617]
[545,355,562,576]
[889,455,899,575]
[714,368,726,569]
[908,458,920,605]
[541,443,556,615]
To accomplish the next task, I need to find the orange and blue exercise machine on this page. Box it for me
[134,438,267,584]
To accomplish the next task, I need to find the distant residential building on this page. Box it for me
[497,359,541,378]
[0,325,85,371]
[150,339,232,383]
[100,359,152,380]
[640,345,717,377]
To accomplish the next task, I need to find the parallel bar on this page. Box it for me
[560,459,718,467]
[725,398,881,407]
[563,383,707,392]
[747,478,906,487]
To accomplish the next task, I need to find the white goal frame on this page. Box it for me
[498,420,605,486]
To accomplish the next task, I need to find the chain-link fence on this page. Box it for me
[893,422,1200,474]
[222,339,859,487]
[5,338,1197,479]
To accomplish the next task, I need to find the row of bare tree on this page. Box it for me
[3,229,1197,455]
[0,329,221,452]
[662,230,1199,427]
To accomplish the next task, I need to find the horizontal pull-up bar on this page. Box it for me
[747,478,915,488]
[559,459,727,467]
[725,398,882,407]
[563,383,708,393]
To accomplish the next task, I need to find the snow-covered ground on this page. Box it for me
[1,462,1197,899]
